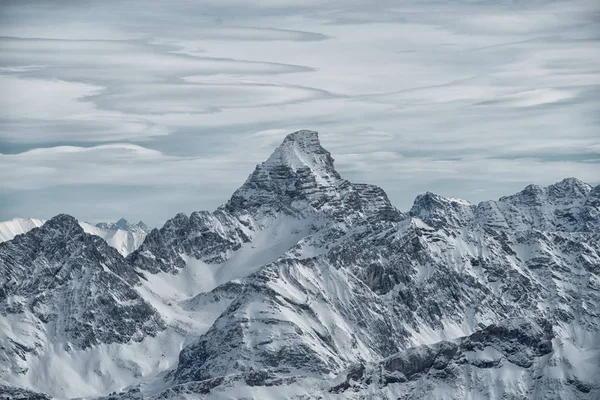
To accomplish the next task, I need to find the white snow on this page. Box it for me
[213,215,318,285]
[448,197,472,206]
[0,217,45,242]
[262,130,340,187]
[79,222,147,256]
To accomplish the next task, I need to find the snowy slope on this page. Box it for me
[79,221,148,256]
[0,215,166,397]
[0,218,46,243]
[1,130,598,400]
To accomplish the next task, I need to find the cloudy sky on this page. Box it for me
[1,0,599,226]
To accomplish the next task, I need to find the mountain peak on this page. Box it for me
[500,177,591,205]
[411,192,471,209]
[548,177,591,196]
[225,130,343,213]
[44,213,83,233]
[278,129,323,155]
[283,129,319,144]
[94,218,150,234]
[136,221,149,231]
[114,217,130,229]
[410,191,473,226]
[262,129,340,181]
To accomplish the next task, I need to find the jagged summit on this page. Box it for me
[43,213,84,234]
[408,178,598,232]
[409,191,474,227]
[95,218,150,234]
[114,218,130,229]
[411,178,593,218]
[499,177,591,204]
[224,130,341,212]
[136,221,149,231]
[224,130,400,222]
[265,129,340,180]
[259,129,341,186]
[283,129,319,142]
[548,177,591,197]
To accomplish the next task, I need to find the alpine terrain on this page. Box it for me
[0,130,598,399]
[0,218,150,256]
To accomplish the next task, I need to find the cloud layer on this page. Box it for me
[0,0,599,225]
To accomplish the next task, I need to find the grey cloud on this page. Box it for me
[0,117,168,144]
[1,0,599,224]
[0,36,318,144]
[89,82,337,114]
[0,74,168,144]
[163,27,330,42]
[0,37,313,83]
[0,144,254,191]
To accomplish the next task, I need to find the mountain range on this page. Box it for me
[0,218,150,256]
[1,130,598,399]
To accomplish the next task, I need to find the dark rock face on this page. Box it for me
[332,319,557,398]
[493,177,597,232]
[129,210,253,273]
[0,214,165,351]
[0,384,52,400]
[226,130,339,211]
[1,130,599,400]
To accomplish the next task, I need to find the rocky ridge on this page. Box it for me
[0,130,598,399]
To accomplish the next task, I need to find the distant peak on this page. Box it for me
[550,177,591,191]
[221,129,399,219]
[93,217,150,233]
[114,218,130,229]
[136,221,149,231]
[409,191,474,226]
[557,177,585,185]
[413,191,470,205]
[114,218,133,231]
[411,191,470,210]
[498,177,592,205]
[44,213,83,233]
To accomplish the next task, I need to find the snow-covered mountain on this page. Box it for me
[95,218,150,235]
[79,219,150,256]
[0,218,150,256]
[0,218,46,243]
[1,130,598,399]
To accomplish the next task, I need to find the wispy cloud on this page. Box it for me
[0,0,598,224]
[0,144,252,190]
